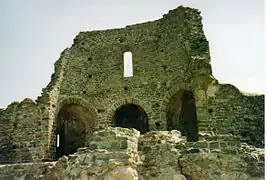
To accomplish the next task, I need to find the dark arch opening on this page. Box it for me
[113,103,149,134]
[166,90,198,141]
[55,104,94,159]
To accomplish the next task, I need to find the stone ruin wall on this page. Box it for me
[55,5,212,131]
[0,5,264,178]
[206,83,264,148]
[0,128,264,179]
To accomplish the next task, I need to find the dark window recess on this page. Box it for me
[88,57,92,61]
[113,103,149,134]
[155,121,161,127]
[124,87,128,91]
[97,109,105,113]
[208,108,213,113]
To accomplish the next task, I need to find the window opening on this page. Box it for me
[123,52,133,77]
[56,134,60,147]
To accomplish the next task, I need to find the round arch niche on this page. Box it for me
[55,103,95,159]
[166,90,198,142]
[113,103,149,134]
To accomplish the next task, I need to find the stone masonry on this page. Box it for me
[0,5,264,180]
[0,128,264,179]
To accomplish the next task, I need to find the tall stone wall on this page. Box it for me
[0,5,264,165]
[206,82,264,148]
[56,6,211,132]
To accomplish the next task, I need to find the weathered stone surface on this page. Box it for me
[206,83,264,148]
[0,162,54,180]
[138,131,186,178]
[0,128,265,179]
[104,167,138,180]
[0,128,264,179]
[0,4,264,180]
[180,152,262,180]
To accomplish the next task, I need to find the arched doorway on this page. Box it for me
[55,103,94,159]
[166,90,198,141]
[113,103,149,134]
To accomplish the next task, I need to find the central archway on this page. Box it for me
[166,90,198,141]
[113,103,149,134]
[55,103,95,159]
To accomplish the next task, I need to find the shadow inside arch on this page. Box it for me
[166,90,198,142]
[112,103,149,134]
[52,97,97,160]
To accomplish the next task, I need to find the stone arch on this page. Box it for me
[107,98,151,133]
[160,83,199,141]
[53,97,97,159]
[113,104,149,134]
[160,82,192,122]
[54,97,98,125]
[166,89,198,142]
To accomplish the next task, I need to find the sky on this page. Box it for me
[0,0,265,108]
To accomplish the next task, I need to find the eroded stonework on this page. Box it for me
[0,128,264,179]
[0,5,264,180]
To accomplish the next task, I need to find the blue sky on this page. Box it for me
[0,0,265,108]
